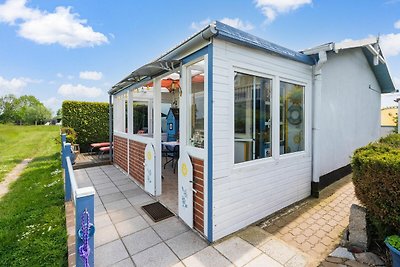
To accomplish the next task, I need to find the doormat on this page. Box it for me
[141,202,174,222]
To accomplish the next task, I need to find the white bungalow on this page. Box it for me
[108,21,395,242]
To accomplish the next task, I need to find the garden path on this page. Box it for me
[0,158,32,199]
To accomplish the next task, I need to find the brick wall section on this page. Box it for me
[114,135,128,172]
[129,141,145,186]
[191,157,204,234]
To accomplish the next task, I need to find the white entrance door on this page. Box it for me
[178,152,193,228]
[144,143,156,196]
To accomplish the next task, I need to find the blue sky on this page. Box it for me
[1,0,400,113]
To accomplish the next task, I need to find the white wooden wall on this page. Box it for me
[318,48,381,177]
[212,39,313,240]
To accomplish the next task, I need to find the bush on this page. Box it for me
[60,127,77,144]
[62,101,109,152]
[351,134,400,232]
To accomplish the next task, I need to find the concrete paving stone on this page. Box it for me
[111,257,135,267]
[96,186,120,196]
[294,234,306,244]
[127,194,154,206]
[115,216,149,237]
[108,206,140,224]
[131,242,180,267]
[118,183,139,192]
[152,217,190,240]
[122,188,143,198]
[94,182,116,190]
[285,254,308,267]
[94,197,103,207]
[237,226,273,247]
[214,236,262,266]
[94,213,113,229]
[259,238,297,265]
[91,177,110,184]
[95,204,106,215]
[95,224,119,248]
[104,199,132,212]
[113,179,133,186]
[95,239,129,267]
[100,192,126,204]
[166,230,208,259]
[182,246,234,267]
[320,261,347,267]
[122,227,162,255]
[244,253,283,267]
[329,247,355,260]
[308,235,320,245]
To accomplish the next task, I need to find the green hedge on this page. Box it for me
[351,134,400,231]
[62,101,109,152]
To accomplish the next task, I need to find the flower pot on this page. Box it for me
[386,241,400,267]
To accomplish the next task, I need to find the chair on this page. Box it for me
[163,144,179,173]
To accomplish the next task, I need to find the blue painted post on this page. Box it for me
[64,144,72,201]
[75,189,95,267]
[61,134,66,169]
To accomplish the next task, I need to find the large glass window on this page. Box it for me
[234,72,272,163]
[188,60,205,148]
[280,81,305,154]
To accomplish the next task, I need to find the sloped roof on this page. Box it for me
[303,38,396,94]
[110,21,315,95]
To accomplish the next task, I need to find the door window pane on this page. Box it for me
[132,101,151,135]
[234,72,272,163]
[280,82,305,154]
[188,60,205,148]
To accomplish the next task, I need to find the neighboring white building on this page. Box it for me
[108,21,395,242]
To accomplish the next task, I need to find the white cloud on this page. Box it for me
[220,18,254,31]
[58,84,103,98]
[67,75,74,80]
[42,97,60,112]
[191,18,211,31]
[395,20,400,29]
[0,1,108,48]
[380,33,400,57]
[0,76,28,95]
[80,71,103,80]
[0,0,41,24]
[56,73,63,78]
[255,0,312,22]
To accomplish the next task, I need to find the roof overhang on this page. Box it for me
[303,37,396,94]
[110,21,316,96]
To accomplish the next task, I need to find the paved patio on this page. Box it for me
[66,165,357,267]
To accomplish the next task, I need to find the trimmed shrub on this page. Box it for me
[62,101,109,152]
[351,134,400,231]
[60,127,77,144]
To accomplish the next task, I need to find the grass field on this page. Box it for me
[0,125,67,266]
[0,124,60,182]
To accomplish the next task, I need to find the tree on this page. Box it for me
[0,94,19,123]
[0,95,52,125]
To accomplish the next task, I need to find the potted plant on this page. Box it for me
[386,235,400,267]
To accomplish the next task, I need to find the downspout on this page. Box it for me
[109,94,113,162]
[311,50,328,198]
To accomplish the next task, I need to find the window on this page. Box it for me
[132,101,153,135]
[280,81,305,154]
[188,60,205,148]
[234,72,272,163]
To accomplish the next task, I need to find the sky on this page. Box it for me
[1,0,400,114]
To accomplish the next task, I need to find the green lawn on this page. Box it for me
[0,125,67,266]
[0,124,60,182]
